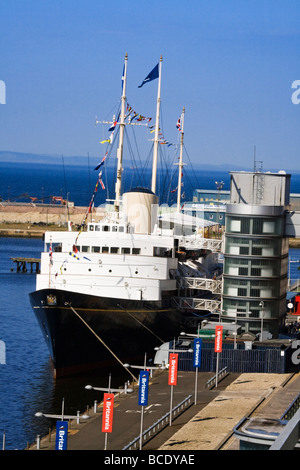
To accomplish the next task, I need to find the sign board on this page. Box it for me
[102,393,114,433]
[138,370,150,406]
[55,421,68,450]
[193,338,202,367]
[168,353,178,386]
[214,325,223,353]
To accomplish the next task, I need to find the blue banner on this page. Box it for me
[55,420,68,450]
[138,370,150,406]
[193,338,202,368]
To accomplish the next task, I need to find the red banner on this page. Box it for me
[168,353,178,386]
[214,325,223,353]
[102,393,114,433]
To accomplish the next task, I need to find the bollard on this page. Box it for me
[94,400,97,413]
[77,411,80,424]
[36,435,40,450]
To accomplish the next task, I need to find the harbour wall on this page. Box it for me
[0,203,300,247]
[0,203,105,228]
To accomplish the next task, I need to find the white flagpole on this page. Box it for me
[177,107,185,212]
[151,55,163,195]
[114,52,128,215]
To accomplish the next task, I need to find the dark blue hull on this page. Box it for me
[29,288,195,377]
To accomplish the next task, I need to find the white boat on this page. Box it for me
[29,54,221,377]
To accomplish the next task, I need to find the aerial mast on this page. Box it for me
[114,52,128,215]
[176,106,185,212]
[151,55,163,195]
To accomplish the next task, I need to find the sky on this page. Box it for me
[0,0,300,172]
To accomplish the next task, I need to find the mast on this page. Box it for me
[114,52,128,215]
[151,55,163,195]
[177,106,185,212]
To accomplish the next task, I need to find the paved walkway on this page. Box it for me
[29,370,299,451]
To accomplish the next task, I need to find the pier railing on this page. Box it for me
[122,394,193,450]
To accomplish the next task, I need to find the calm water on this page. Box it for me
[0,162,299,449]
[0,237,132,450]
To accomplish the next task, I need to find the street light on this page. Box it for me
[125,353,165,450]
[35,397,89,422]
[85,384,133,394]
[259,301,265,342]
[35,411,90,421]
[85,374,133,450]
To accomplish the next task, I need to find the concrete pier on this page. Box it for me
[27,370,298,451]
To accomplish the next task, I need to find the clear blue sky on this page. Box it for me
[1,0,300,172]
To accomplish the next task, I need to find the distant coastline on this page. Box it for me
[1,150,299,174]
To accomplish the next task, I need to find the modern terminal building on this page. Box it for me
[221,170,300,338]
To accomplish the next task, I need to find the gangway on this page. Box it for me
[178,277,222,294]
[177,236,223,253]
[174,297,221,311]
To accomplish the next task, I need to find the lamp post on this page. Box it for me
[85,374,133,450]
[35,398,90,422]
[259,301,265,342]
[35,398,90,450]
[180,326,201,405]
[124,353,166,450]
[155,340,193,425]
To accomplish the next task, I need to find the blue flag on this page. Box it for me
[138,370,149,405]
[138,63,159,88]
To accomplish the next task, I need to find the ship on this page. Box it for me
[29,54,222,378]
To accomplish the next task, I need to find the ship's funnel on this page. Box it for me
[122,188,158,234]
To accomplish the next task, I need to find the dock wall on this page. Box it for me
[0,204,105,226]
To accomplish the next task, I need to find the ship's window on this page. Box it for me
[95,225,101,231]
[132,248,141,255]
[89,225,94,231]
[102,225,110,232]
[82,246,90,252]
[111,247,119,254]
[92,246,100,253]
[119,226,124,232]
[121,247,130,254]
[112,226,118,232]
[102,246,109,253]
[153,246,169,257]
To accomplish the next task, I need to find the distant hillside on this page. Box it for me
[0,150,298,173]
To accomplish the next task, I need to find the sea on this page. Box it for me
[0,161,300,450]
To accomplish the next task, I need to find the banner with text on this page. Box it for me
[168,353,179,386]
[102,393,114,433]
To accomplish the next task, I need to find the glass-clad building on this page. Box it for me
[222,171,291,338]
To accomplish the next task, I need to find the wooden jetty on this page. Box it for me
[11,257,40,273]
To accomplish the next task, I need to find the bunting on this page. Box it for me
[149,125,174,147]
[126,102,152,123]
[176,113,184,132]
[49,242,53,265]
[94,152,108,171]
